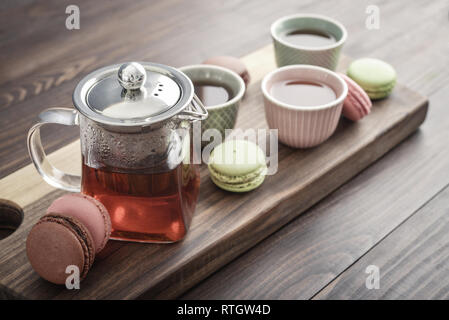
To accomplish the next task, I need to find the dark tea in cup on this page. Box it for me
[271,14,347,70]
[261,65,348,148]
[270,79,337,107]
[281,29,337,47]
[194,81,233,107]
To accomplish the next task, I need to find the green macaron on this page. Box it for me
[208,140,267,192]
[347,58,396,100]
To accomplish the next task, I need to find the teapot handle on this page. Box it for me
[27,108,81,192]
[178,94,208,121]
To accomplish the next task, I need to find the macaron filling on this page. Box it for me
[208,165,267,185]
[42,214,94,279]
[210,172,266,192]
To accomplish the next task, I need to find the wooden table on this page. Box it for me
[1,0,448,299]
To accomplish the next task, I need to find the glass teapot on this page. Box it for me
[28,62,207,243]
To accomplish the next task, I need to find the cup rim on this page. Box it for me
[261,64,348,111]
[179,64,246,110]
[270,13,348,52]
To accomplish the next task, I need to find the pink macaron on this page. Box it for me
[46,193,111,253]
[202,56,250,87]
[339,73,372,121]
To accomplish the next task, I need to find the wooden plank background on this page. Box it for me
[181,0,449,299]
[0,46,428,299]
[0,0,448,299]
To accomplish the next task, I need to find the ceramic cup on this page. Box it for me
[262,65,348,148]
[180,65,245,143]
[271,14,347,70]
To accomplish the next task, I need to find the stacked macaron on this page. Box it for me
[208,140,267,192]
[347,58,396,100]
[26,194,111,285]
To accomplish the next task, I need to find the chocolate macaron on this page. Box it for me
[26,213,95,285]
[27,193,111,284]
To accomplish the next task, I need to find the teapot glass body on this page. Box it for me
[80,115,200,242]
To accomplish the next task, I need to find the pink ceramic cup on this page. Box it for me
[262,65,347,148]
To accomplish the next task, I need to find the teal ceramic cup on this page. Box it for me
[271,14,347,70]
[180,65,245,143]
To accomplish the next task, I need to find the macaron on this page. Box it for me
[347,58,396,100]
[202,56,250,87]
[208,140,267,192]
[46,193,111,253]
[339,73,372,121]
[26,213,95,285]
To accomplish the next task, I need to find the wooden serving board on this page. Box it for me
[0,44,428,299]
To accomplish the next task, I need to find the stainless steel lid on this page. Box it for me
[73,61,195,131]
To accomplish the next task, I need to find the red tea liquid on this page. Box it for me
[81,160,200,243]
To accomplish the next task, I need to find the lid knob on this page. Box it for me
[118,62,147,90]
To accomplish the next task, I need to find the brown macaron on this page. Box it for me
[26,213,95,285]
[202,56,251,87]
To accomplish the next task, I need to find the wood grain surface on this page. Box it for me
[182,1,449,299]
[182,84,449,299]
[0,0,445,300]
[0,43,427,298]
[0,0,352,179]
[315,183,449,300]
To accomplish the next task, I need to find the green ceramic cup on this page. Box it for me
[271,14,347,70]
[180,65,245,143]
